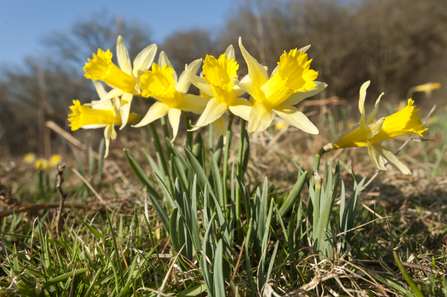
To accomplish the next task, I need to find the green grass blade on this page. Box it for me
[393,251,424,297]
[41,268,88,290]
[278,171,307,217]
[213,239,225,297]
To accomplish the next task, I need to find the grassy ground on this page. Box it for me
[1,104,447,296]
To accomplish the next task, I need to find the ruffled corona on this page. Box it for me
[202,54,239,106]
[84,49,139,95]
[69,99,121,130]
[369,99,427,143]
[139,63,183,109]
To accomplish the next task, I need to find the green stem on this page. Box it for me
[236,120,246,241]
[222,114,234,207]
[184,113,193,150]
[209,123,214,152]
[160,116,170,140]
[313,146,329,173]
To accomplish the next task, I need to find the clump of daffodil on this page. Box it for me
[34,154,62,169]
[320,81,427,175]
[84,35,157,129]
[133,51,209,140]
[237,37,327,133]
[68,81,141,158]
[186,45,252,130]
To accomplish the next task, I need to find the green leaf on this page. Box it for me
[278,171,307,217]
[213,239,225,297]
[85,268,102,297]
[41,268,88,289]
[146,191,170,234]
[393,251,425,297]
[184,146,210,191]
[124,149,160,200]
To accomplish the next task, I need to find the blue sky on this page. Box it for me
[0,0,235,67]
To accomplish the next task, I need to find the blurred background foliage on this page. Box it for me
[0,0,446,156]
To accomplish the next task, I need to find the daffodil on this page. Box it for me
[35,159,48,169]
[49,154,62,168]
[326,81,427,175]
[23,153,36,164]
[68,81,141,157]
[84,35,157,129]
[133,51,208,140]
[186,45,252,130]
[237,37,327,133]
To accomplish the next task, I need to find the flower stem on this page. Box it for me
[184,113,193,150]
[236,119,247,243]
[313,145,332,173]
[160,116,170,140]
[222,114,234,207]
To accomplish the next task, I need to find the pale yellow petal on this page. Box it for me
[133,101,169,128]
[132,44,158,78]
[93,80,107,100]
[273,104,318,134]
[177,94,209,113]
[238,37,268,88]
[192,98,227,130]
[298,44,311,53]
[186,59,213,96]
[168,108,182,141]
[373,143,411,175]
[359,81,370,125]
[225,44,235,60]
[88,88,123,105]
[247,102,274,133]
[177,58,202,93]
[366,92,384,125]
[367,141,386,170]
[119,93,133,130]
[117,36,132,75]
[212,116,227,136]
[158,51,177,82]
[104,125,112,158]
[283,81,327,106]
[228,98,252,121]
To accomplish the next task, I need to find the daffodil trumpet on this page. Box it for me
[186,45,252,131]
[314,81,427,175]
[68,81,141,158]
[84,35,157,130]
[237,37,327,134]
[133,51,209,141]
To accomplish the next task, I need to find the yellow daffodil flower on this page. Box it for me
[68,81,141,157]
[237,37,327,133]
[24,153,36,164]
[84,35,157,129]
[133,51,209,140]
[49,154,62,168]
[186,45,251,130]
[407,82,441,99]
[327,81,427,175]
[35,159,48,169]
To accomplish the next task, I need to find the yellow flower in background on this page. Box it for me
[186,45,251,131]
[329,81,427,175]
[133,51,208,140]
[49,154,62,168]
[84,36,157,129]
[274,120,288,131]
[68,81,141,157]
[24,153,36,164]
[35,159,48,169]
[413,82,441,98]
[237,37,327,134]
